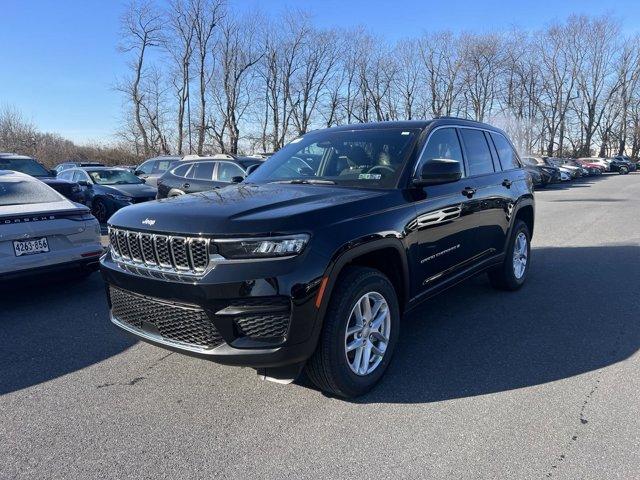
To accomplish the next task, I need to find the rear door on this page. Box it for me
[458,128,510,259]
[184,161,216,193]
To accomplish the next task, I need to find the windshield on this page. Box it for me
[247,128,420,188]
[0,178,63,206]
[0,158,50,177]
[87,169,143,185]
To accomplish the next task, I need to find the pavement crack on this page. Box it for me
[96,352,173,389]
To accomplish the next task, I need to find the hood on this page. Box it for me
[108,182,391,236]
[98,183,157,198]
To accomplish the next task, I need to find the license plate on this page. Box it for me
[13,237,50,256]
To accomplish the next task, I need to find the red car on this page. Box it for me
[575,159,605,174]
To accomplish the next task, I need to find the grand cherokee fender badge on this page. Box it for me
[142,218,156,226]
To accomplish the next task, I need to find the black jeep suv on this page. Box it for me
[101,119,534,397]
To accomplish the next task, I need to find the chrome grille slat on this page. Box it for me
[116,230,131,259]
[127,231,143,262]
[108,227,210,276]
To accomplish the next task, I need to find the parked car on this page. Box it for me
[0,153,83,202]
[134,155,181,187]
[156,157,264,199]
[521,156,561,186]
[612,155,637,172]
[57,167,157,223]
[578,157,610,172]
[54,161,105,174]
[545,158,581,179]
[0,171,102,280]
[608,157,633,174]
[571,159,602,176]
[101,118,534,398]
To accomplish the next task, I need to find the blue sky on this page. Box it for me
[1,0,638,144]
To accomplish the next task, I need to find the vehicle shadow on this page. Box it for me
[341,245,640,403]
[0,272,136,395]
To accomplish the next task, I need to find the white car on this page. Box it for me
[0,170,103,280]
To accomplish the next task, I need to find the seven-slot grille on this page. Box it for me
[108,227,210,274]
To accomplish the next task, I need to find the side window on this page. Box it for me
[172,164,191,178]
[58,171,73,181]
[490,132,520,170]
[417,128,464,173]
[459,129,495,176]
[216,162,245,182]
[138,160,155,174]
[154,160,173,173]
[192,162,215,180]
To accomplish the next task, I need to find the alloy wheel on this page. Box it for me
[512,232,528,279]
[344,292,391,376]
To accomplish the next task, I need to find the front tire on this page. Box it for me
[488,220,531,291]
[305,267,400,398]
[620,166,629,175]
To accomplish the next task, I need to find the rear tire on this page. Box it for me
[488,220,531,291]
[305,267,400,398]
[620,166,629,175]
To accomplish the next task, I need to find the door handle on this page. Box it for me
[461,187,476,198]
[182,183,190,189]
[502,179,512,188]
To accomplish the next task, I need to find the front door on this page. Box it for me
[412,127,482,294]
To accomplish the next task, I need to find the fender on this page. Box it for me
[314,235,410,325]
[504,195,535,252]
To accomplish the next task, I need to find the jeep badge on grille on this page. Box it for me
[142,218,156,226]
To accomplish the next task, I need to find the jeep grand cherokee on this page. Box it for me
[100,118,534,398]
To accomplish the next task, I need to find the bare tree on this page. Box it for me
[118,0,164,155]
[191,0,224,154]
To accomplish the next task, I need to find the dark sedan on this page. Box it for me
[0,153,83,202]
[57,167,157,223]
[156,157,263,199]
[522,156,561,187]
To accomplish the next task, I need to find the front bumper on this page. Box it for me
[100,248,328,368]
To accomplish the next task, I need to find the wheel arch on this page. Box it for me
[317,237,410,320]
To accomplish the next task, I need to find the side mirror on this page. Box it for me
[78,180,92,187]
[412,159,463,187]
[50,169,58,177]
[140,178,146,184]
[134,169,143,176]
[231,175,245,183]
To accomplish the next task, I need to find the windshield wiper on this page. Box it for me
[274,179,336,185]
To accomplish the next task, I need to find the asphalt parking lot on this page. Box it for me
[1,173,639,479]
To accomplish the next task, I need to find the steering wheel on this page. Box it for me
[366,165,395,176]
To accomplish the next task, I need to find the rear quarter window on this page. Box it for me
[491,132,521,170]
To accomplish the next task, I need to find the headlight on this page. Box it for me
[107,193,133,202]
[215,234,310,259]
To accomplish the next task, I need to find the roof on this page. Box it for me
[305,118,506,135]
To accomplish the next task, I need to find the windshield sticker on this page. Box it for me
[358,173,382,180]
